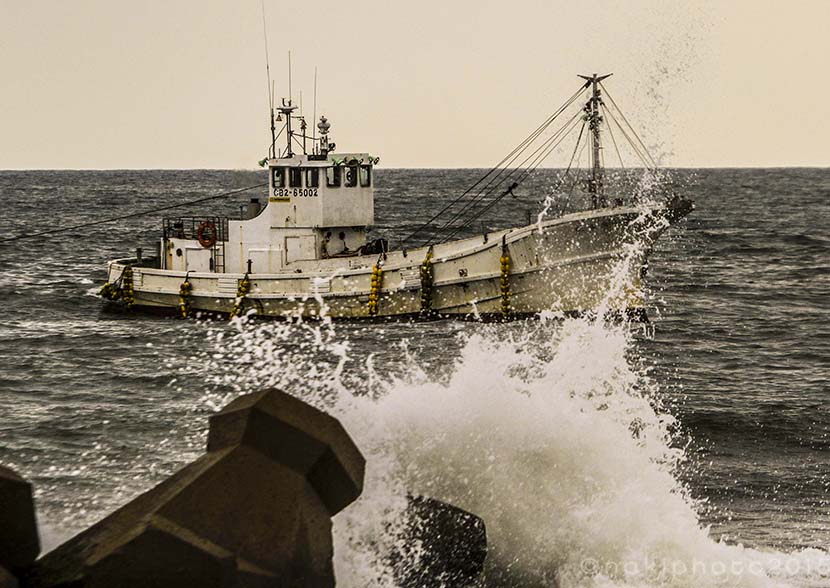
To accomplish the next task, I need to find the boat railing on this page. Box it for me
[162,216,229,242]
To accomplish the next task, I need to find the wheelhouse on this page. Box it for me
[158,97,380,275]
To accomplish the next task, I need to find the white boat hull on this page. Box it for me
[103,202,689,320]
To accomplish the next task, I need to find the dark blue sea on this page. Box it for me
[0,168,828,586]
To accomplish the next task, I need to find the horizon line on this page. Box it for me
[1,165,828,172]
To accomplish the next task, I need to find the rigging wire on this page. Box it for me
[562,124,590,210]
[429,107,585,244]
[599,128,606,170]
[599,82,658,168]
[565,119,587,177]
[601,103,625,169]
[449,116,585,236]
[406,89,581,246]
[511,113,585,183]
[536,118,588,221]
[399,83,588,247]
[438,112,585,243]
[602,105,652,169]
[0,183,269,244]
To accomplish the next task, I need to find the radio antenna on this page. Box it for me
[288,50,293,102]
[261,0,276,158]
[312,67,318,145]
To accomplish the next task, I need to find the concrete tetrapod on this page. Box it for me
[25,389,365,588]
[390,495,488,588]
[0,465,39,580]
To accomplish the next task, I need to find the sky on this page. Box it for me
[1,0,828,169]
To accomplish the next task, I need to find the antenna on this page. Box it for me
[261,0,276,158]
[288,50,293,103]
[312,67,318,147]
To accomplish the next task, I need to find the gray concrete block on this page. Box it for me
[391,496,488,588]
[25,389,365,588]
[207,388,365,515]
[0,465,39,572]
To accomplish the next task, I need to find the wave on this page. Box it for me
[188,309,830,587]
[17,197,827,587]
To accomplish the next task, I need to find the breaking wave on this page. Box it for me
[188,209,830,587]
[192,311,829,587]
[22,196,825,587]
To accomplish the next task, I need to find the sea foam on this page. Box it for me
[187,205,830,587]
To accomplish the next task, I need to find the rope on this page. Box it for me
[602,106,652,169]
[560,125,590,211]
[601,103,625,169]
[400,83,588,247]
[565,119,588,178]
[433,109,583,244]
[0,182,268,244]
[429,100,586,243]
[414,105,575,246]
[510,114,585,186]
[438,111,584,243]
[530,118,587,222]
[599,83,658,168]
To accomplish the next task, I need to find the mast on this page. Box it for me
[278,98,297,157]
[578,73,612,208]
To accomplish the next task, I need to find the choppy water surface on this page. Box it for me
[0,168,828,586]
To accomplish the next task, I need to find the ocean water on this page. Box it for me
[0,168,828,586]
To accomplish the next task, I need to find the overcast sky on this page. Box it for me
[1,1,828,169]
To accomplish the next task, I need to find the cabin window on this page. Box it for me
[272,167,285,188]
[359,165,372,187]
[306,168,320,188]
[289,167,303,188]
[326,166,341,188]
[345,166,358,187]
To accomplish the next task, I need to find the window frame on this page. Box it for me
[326,166,342,188]
[359,165,372,187]
[306,168,320,188]
[345,165,358,187]
[289,167,303,188]
[272,167,286,188]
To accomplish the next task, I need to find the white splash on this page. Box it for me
[187,212,830,587]
[19,202,827,587]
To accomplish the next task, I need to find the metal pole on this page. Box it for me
[578,73,612,208]
[271,81,277,157]
[591,75,602,206]
[312,67,317,153]
[286,107,293,157]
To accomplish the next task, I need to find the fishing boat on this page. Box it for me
[100,74,692,320]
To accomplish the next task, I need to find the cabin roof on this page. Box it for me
[266,153,375,167]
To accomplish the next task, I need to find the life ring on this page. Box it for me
[196,221,217,248]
